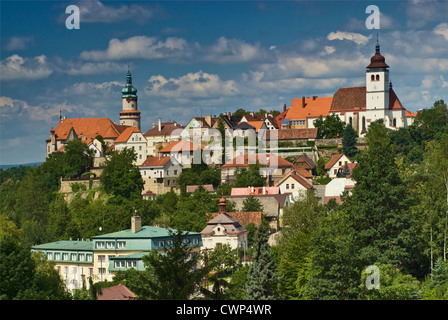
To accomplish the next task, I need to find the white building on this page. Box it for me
[201,197,248,251]
[139,155,182,195]
[275,170,313,202]
[324,153,352,178]
[113,126,147,165]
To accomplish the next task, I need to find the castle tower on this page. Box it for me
[120,69,141,130]
[366,38,390,112]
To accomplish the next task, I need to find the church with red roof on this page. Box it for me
[282,39,417,136]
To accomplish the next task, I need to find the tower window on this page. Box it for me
[371,75,375,81]
[376,74,380,81]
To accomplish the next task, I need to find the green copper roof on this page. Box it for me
[32,240,93,251]
[122,70,137,97]
[93,225,200,239]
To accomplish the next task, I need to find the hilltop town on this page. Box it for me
[1,41,447,301]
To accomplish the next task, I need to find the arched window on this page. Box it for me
[393,118,397,127]
[371,74,375,81]
[376,74,380,81]
[349,116,353,126]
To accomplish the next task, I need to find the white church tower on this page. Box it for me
[365,38,390,114]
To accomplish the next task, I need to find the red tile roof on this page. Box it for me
[230,187,280,196]
[143,122,184,137]
[97,284,137,300]
[220,154,293,168]
[275,171,313,189]
[210,211,263,227]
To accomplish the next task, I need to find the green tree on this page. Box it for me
[359,264,422,300]
[314,114,345,139]
[63,139,95,178]
[242,194,263,212]
[246,222,279,300]
[276,190,324,299]
[100,148,144,202]
[344,120,419,273]
[233,163,266,188]
[142,230,208,299]
[342,124,358,158]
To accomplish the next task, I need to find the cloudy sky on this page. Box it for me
[1,0,447,165]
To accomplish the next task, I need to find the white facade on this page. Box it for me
[114,132,147,165]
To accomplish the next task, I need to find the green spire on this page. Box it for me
[122,67,137,97]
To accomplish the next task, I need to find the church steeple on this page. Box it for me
[120,68,141,130]
[366,37,390,111]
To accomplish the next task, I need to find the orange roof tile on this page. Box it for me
[230,187,280,196]
[405,110,417,117]
[324,153,350,170]
[285,96,333,120]
[114,126,141,143]
[140,156,172,168]
[242,121,265,132]
[275,171,313,189]
[47,118,129,142]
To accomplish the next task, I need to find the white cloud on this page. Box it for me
[327,31,371,45]
[74,0,154,23]
[145,71,239,99]
[0,54,52,80]
[80,36,196,61]
[204,37,269,64]
[434,23,448,40]
[63,61,126,75]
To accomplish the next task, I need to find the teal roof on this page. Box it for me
[32,240,93,251]
[94,226,200,240]
[122,70,137,97]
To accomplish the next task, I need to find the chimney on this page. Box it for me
[313,96,317,100]
[158,118,161,131]
[302,96,306,108]
[283,104,286,112]
[228,111,231,119]
[131,216,141,233]
[205,115,212,127]
[152,122,155,129]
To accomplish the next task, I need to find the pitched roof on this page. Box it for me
[243,121,265,132]
[114,126,141,143]
[140,156,172,168]
[201,212,247,236]
[274,171,313,189]
[330,87,366,112]
[285,96,333,120]
[97,284,137,300]
[210,211,263,228]
[293,153,316,169]
[220,154,293,168]
[158,140,208,153]
[47,118,129,142]
[143,122,184,137]
[324,153,350,170]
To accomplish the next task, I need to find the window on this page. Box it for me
[371,74,375,81]
[96,241,105,249]
[114,261,120,268]
[376,74,380,81]
[158,241,164,247]
[174,170,178,175]
[55,253,61,260]
[117,241,126,249]
[291,184,295,189]
[71,253,77,261]
[87,254,93,262]
[192,238,199,245]
[79,254,85,261]
[393,118,397,127]
[286,184,289,189]
[98,268,106,275]
[106,241,114,249]
[63,253,69,261]
[97,255,106,262]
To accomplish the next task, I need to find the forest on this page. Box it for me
[0,99,447,300]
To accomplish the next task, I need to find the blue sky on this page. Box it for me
[1,0,447,165]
